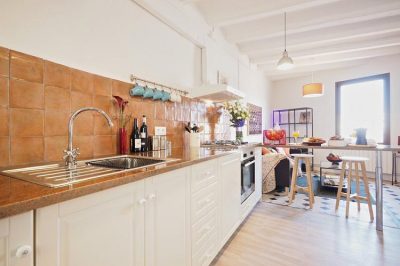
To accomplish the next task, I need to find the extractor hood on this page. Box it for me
[191,84,245,102]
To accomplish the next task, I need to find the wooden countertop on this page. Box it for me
[0,147,241,219]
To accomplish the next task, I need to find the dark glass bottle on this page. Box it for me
[130,118,141,152]
[140,115,148,152]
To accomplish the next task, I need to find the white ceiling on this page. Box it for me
[181,0,400,80]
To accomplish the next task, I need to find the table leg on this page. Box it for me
[375,150,383,231]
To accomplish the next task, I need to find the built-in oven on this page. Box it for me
[241,148,255,203]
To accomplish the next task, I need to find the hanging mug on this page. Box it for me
[161,91,171,102]
[153,88,163,100]
[130,83,145,96]
[143,86,154,98]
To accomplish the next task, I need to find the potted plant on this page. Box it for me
[224,101,250,143]
[113,95,132,154]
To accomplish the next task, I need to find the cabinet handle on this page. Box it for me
[148,194,156,200]
[138,198,147,205]
[16,245,32,258]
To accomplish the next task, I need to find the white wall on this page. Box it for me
[0,0,202,91]
[270,54,400,174]
[0,0,270,142]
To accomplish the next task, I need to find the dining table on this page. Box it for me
[264,143,400,231]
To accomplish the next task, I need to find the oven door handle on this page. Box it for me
[244,160,255,168]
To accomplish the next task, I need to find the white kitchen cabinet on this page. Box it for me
[0,211,33,266]
[144,167,191,266]
[35,168,191,266]
[219,153,242,246]
[36,181,146,266]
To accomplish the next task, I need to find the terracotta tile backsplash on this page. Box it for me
[0,46,231,166]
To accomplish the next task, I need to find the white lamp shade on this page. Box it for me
[303,83,324,97]
[277,50,294,70]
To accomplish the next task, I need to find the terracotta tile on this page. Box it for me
[111,135,118,154]
[93,95,112,113]
[154,101,165,120]
[0,137,9,166]
[165,102,175,121]
[94,75,112,96]
[94,114,113,135]
[44,61,71,89]
[93,135,115,156]
[10,50,43,83]
[0,107,9,136]
[112,80,131,99]
[174,103,183,121]
[9,78,44,109]
[74,112,94,136]
[71,69,93,94]
[147,118,154,136]
[153,120,166,127]
[0,47,9,77]
[74,136,93,159]
[141,99,155,119]
[45,136,67,162]
[71,91,92,111]
[45,111,69,136]
[0,77,8,107]
[10,137,44,165]
[10,108,44,137]
[44,86,70,111]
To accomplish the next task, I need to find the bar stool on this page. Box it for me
[335,156,374,221]
[289,154,315,208]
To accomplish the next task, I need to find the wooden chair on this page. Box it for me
[289,154,315,208]
[335,156,374,221]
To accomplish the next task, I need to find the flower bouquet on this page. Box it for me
[224,101,250,142]
[113,95,132,154]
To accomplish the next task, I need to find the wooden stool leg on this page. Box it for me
[305,158,314,208]
[361,162,374,222]
[345,162,353,218]
[289,158,299,204]
[335,161,346,212]
[355,162,361,211]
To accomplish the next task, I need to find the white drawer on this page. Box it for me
[191,160,218,193]
[192,207,218,254]
[191,182,218,223]
[192,226,219,266]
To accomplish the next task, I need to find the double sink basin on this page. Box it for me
[1,155,177,188]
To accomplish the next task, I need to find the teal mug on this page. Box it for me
[153,89,163,100]
[143,86,154,98]
[130,83,145,96]
[161,91,171,102]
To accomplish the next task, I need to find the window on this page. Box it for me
[335,73,390,144]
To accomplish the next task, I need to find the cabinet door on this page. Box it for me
[145,168,190,266]
[36,181,145,266]
[219,153,241,245]
[0,211,33,266]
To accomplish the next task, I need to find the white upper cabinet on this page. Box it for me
[0,211,33,266]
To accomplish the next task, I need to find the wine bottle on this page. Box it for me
[130,118,141,152]
[140,115,148,152]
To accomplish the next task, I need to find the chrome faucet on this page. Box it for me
[64,107,114,170]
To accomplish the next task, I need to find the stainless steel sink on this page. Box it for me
[0,155,175,188]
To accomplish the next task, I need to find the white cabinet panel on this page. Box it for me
[0,212,33,266]
[219,153,241,245]
[145,168,191,266]
[36,182,145,266]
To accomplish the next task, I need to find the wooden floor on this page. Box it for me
[212,202,400,266]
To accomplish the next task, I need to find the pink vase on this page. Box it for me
[118,128,128,154]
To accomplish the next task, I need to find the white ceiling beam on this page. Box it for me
[229,9,400,44]
[251,38,400,64]
[243,27,400,57]
[215,0,342,27]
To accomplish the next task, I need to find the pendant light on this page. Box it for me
[303,72,324,97]
[277,12,294,70]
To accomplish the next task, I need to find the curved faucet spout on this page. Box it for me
[65,107,114,169]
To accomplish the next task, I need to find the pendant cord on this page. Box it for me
[284,12,287,51]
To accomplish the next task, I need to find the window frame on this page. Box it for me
[335,73,390,145]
